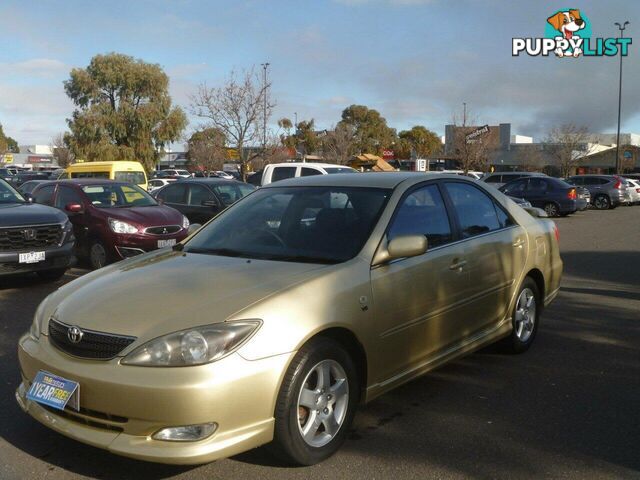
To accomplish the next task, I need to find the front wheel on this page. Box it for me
[500,277,540,354]
[271,338,358,465]
[89,239,109,270]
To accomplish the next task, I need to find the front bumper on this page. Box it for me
[0,242,74,277]
[111,231,188,260]
[17,333,294,464]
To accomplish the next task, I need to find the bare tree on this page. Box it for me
[186,128,227,173]
[189,67,274,180]
[518,146,546,172]
[50,132,74,168]
[322,124,357,165]
[546,124,595,177]
[449,110,493,173]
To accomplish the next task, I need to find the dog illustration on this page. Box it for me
[547,9,586,57]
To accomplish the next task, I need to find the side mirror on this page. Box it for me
[65,203,84,214]
[372,235,428,266]
[23,192,33,203]
[187,223,201,235]
[201,200,219,208]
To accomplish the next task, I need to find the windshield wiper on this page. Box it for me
[185,247,246,258]
[268,254,339,265]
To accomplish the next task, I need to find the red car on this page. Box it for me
[30,179,190,269]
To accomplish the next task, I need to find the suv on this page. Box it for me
[0,179,74,281]
[480,172,547,188]
[31,180,190,269]
[566,175,626,210]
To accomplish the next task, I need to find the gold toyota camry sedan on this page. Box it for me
[17,173,562,466]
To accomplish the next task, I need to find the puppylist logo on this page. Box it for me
[513,9,632,58]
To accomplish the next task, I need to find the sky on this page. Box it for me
[0,0,638,147]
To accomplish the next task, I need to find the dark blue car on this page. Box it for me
[499,176,585,217]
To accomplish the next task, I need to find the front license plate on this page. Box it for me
[27,370,80,411]
[157,239,176,248]
[19,251,45,264]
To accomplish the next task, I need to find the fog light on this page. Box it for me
[152,423,217,442]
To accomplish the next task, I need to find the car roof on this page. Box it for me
[175,178,245,185]
[267,162,354,169]
[264,172,460,189]
[43,179,132,187]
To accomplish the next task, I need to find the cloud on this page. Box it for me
[334,0,436,5]
[0,59,68,78]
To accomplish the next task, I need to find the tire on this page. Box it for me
[89,239,109,270]
[593,195,611,210]
[543,203,559,217]
[500,277,540,354]
[36,268,67,282]
[270,338,359,466]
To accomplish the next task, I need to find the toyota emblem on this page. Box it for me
[67,326,84,344]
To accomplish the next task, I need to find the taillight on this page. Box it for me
[636,188,640,193]
[613,176,622,189]
[553,223,560,244]
[567,188,576,200]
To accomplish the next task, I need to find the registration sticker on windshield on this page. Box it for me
[27,371,80,411]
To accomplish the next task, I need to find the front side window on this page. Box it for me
[185,186,390,264]
[388,184,453,248]
[188,184,215,206]
[444,182,501,238]
[301,167,322,177]
[324,167,357,174]
[33,185,55,206]
[212,183,255,205]
[55,186,83,209]
[158,184,187,204]
[502,179,527,195]
[82,184,156,208]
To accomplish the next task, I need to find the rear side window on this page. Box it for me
[158,184,187,203]
[33,185,55,206]
[301,167,322,177]
[114,171,146,185]
[271,167,297,183]
[444,182,501,238]
[484,175,502,183]
[188,184,215,206]
[528,178,549,191]
[388,184,453,248]
[70,171,110,179]
[55,186,83,209]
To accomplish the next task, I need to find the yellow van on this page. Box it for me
[62,161,148,190]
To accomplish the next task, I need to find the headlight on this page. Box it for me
[182,215,190,230]
[108,218,138,234]
[121,321,261,367]
[62,218,72,232]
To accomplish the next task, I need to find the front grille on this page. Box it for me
[145,225,181,235]
[48,318,136,360]
[0,224,62,251]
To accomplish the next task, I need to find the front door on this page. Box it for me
[369,183,471,384]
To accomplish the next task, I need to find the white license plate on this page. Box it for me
[157,239,176,248]
[19,251,45,264]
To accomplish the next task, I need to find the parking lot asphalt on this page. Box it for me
[0,207,638,480]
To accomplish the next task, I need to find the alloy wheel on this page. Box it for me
[594,196,610,210]
[296,359,349,448]
[90,243,107,269]
[514,287,536,342]
[544,203,558,217]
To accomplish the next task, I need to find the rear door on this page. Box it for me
[525,178,550,209]
[442,181,527,335]
[185,184,220,224]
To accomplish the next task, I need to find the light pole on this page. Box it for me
[261,62,270,157]
[614,21,629,174]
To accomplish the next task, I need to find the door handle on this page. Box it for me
[513,238,525,248]
[449,259,467,271]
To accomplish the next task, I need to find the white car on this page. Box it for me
[624,178,640,204]
[248,162,357,187]
[208,171,235,180]
[147,178,175,193]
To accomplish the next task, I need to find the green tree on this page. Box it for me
[337,105,396,155]
[186,128,227,172]
[64,53,187,172]
[397,126,441,159]
[280,118,319,157]
[0,123,19,153]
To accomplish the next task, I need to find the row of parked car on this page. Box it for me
[479,171,640,217]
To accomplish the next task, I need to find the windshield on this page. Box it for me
[185,186,390,264]
[213,183,255,205]
[0,179,25,203]
[82,183,157,208]
[114,171,146,185]
[325,167,357,174]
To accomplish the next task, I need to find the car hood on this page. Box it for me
[0,202,67,227]
[103,205,184,227]
[49,249,330,341]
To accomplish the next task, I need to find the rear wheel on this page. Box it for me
[271,338,358,465]
[36,268,66,282]
[89,239,109,270]
[500,277,540,354]
[543,203,559,217]
[593,195,611,210]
